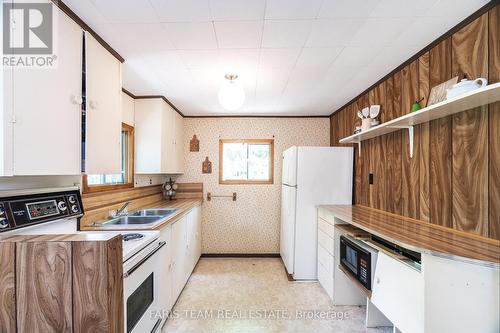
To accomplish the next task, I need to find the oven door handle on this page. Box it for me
[124,241,166,278]
[150,318,162,333]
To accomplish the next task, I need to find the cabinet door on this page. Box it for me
[7,11,82,175]
[161,103,175,173]
[135,99,163,173]
[174,111,184,173]
[159,225,174,311]
[171,217,187,301]
[84,32,121,174]
[193,206,202,264]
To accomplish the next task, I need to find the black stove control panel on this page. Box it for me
[0,189,84,233]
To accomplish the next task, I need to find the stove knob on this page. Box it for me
[68,196,76,204]
[0,217,8,229]
[58,201,67,211]
[71,205,79,213]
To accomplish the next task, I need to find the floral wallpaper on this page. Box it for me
[177,117,330,254]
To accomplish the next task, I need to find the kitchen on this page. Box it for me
[0,0,499,332]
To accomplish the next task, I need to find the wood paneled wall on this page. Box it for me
[330,5,500,240]
[80,183,203,228]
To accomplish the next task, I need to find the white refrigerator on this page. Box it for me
[280,146,353,280]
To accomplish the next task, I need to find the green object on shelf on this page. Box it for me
[410,102,421,112]
[410,97,425,113]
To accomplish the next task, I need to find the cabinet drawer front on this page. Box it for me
[318,218,335,238]
[371,252,423,333]
[318,208,336,225]
[317,244,334,274]
[318,261,333,300]
[318,229,334,255]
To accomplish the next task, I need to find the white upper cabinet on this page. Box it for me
[135,98,184,174]
[84,31,122,175]
[2,10,82,176]
[135,98,167,174]
[173,110,184,174]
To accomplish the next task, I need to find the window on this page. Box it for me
[219,139,274,184]
[83,123,134,192]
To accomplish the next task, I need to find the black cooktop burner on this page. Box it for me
[122,233,144,241]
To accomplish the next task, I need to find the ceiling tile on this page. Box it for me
[214,21,263,49]
[318,0,380,19]
[369,0,437,17]
[295,47,343,68]
[425,0,489,18]
[163,22,218,49]
[177,50,221,69]
[209,0,266,21]
[349,18,410,46]
[91,0,158,23]
[262,20,313,48]
[306,19,362,47]
[265,0,324,20]
[259,48,301,69]
[94,23,175,57]
[150,0,211,22]
[330,46,383,68]
[218,49,261,73]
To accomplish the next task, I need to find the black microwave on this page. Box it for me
[340,235,374,290]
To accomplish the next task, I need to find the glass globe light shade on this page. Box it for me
[218,75,245,111]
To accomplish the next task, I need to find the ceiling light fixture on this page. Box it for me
[218,74,245,111]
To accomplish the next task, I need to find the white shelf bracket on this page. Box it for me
[387,125,414,158]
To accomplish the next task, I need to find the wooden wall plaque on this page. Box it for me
[190,135,199,152]
[202,157,212,174]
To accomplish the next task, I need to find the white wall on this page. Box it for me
[177,117,330,254]
[122,92,134,126]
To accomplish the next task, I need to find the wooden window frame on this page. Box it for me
[219,139,274,185]
[83,123,135,193]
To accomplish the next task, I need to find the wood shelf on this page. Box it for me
[339,83,500,157]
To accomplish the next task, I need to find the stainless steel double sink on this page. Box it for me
[96,208,178,227]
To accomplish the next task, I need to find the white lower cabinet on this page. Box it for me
[160,206,202,314]
[371,252,424,333]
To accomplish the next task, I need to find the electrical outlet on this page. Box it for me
[369,173,374,185]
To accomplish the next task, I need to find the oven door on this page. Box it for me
[123,240,167,333]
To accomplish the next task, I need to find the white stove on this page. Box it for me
[121,231,160,262]
[0,187,167,333]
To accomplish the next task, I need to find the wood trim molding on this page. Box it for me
[52,0,124,63]
[121,88,136,99]
[329,0,499,117]
[218,139,275,185]
[133,95,185,117]
[183,115,331,119]
[201,253,280,258]
[82,123,135,194]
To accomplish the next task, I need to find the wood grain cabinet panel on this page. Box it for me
[401,61,420,219]
[429,38,453,228]
[418,52,431,222]
[451,14,489,236]
[0,243,16,333]
[489,6,500,239]
[72,241,110,332]
[16,242,73,333]
[369,84,387,210]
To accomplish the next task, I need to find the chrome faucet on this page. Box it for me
[112,202,130,218]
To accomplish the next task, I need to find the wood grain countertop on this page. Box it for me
[318,205,500,267]
[0,233,121,243]
[80,199,202,231]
